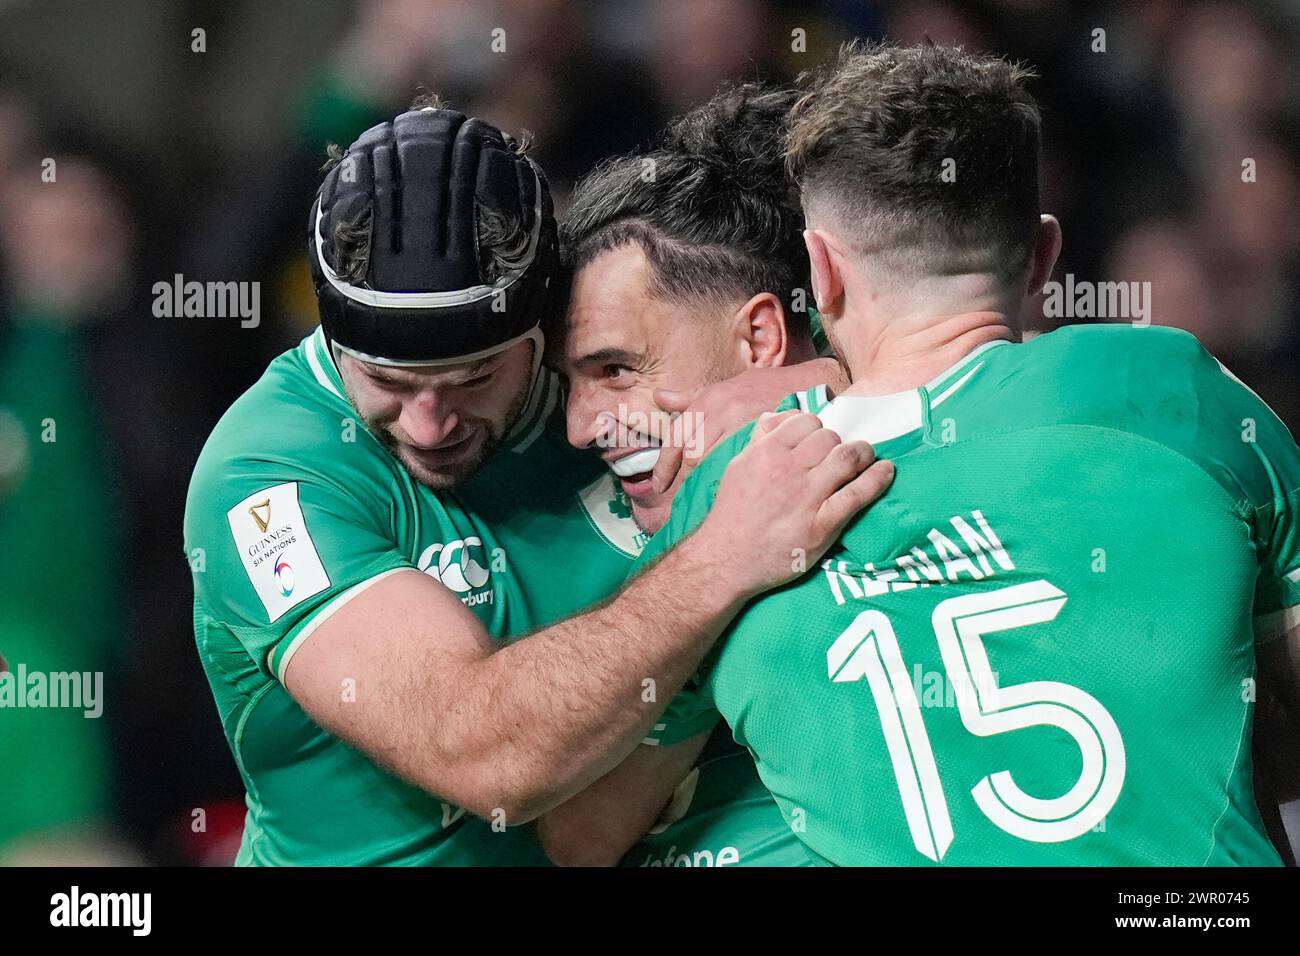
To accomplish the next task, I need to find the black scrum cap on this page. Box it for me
[308,107,558,365]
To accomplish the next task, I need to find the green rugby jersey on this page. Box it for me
[639,325,1300,866]
[184,328,646,866]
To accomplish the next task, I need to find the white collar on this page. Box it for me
[814,340,1010,445]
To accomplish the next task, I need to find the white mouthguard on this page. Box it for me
[609,448,661,478]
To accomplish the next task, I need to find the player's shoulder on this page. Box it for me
[1014,323,1298,501]
[1021,323,1270,419]
[185,334,396,534]
[1025,322,1213,378]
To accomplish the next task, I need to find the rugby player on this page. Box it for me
[541,83,834,866]
[576,43,1300,865]
[183,99,892,865]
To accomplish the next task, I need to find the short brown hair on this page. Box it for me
[787,41,1041,281]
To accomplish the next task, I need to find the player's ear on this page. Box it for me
[733,292,788,368]
[1025,214,1063,298]
[804,228,844,319]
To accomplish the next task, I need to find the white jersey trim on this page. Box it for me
[817,359,986,447]
[272,567,412,685]
[795,384,830,414]
[923,338,1010,391]
[931,363,983,408]
[306,329,345,400]
[1215,357,1295,441]
[511,369,558,454]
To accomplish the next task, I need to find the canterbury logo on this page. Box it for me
[417,538,491,593]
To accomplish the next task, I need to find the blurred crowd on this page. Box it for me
[1,0,1298,864]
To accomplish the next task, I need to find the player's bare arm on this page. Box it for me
[283,411,894,823]
[537,732,711,866]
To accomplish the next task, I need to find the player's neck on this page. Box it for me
[838,310,1017,398]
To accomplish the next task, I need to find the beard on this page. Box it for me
[631,497,670,536]
[353,372,533,491]
[381,425,493,490]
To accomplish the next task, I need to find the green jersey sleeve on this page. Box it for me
[186,425,416,685]
[1116,332,1300,643]
[1191,359,1300,643]
[1017,326,1300,646]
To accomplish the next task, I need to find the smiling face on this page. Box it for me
[560,244,747,533]
[337,338,534,489]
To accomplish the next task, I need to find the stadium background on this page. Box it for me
[1,0,1298,865]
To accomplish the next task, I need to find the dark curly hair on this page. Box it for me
[561,82,809,330]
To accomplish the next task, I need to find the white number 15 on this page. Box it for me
[826,580,1126,862]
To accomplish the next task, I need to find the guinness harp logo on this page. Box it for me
[249,499,271,533]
